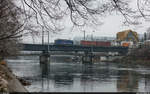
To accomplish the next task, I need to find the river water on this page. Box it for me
[6,55,150,92]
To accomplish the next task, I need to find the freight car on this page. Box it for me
[54,39,74,45]
[80,40,97,46]
[80,40,111,47]
[96,41,111,46]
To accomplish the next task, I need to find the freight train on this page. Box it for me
[54,39,74,45]
[54,39,111,47]
[80,40,111,46]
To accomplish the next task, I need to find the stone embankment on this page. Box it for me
[0,60,28,92]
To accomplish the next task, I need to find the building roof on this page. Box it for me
[117,29,139,42]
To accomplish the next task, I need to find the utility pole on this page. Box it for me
[91,31,95,59]
[144,32,147,41]
[83,30,85,40]
[92,30,95,41]
[42,26,44,45]
[47,30,50,89]
[91,30,95,41]
[48,31,50,52]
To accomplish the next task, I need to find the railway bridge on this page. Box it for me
[21,43,128,54]
[21,43,129,63]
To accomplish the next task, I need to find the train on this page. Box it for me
[54,39,111,47]
[80,40,111,46]
[54,39,73,45]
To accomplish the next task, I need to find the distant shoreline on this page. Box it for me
[112,56,150,67]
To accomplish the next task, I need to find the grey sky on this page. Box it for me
[22,14,148,44]
[21,0,149,44]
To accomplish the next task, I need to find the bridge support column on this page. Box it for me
[74,51,78,57]
[40,51,50,77]
[40,51,50,64]
[82,51,93,64]
[72,51,79,62]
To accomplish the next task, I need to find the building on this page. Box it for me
[116,29,139,47]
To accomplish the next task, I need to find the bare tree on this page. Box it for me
[1,0,150,60]
[0,0,23,59]
[19,0,135,33]
[20,0,150,36]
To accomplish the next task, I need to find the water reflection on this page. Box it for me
[40,56,50,91]
[6,55,150,92]
[144,74,150,91]
[80,64,94,92]
[117,70,139,92]
[54,73,74,86]
[40,63,49,78]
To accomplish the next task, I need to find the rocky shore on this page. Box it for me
[0,61,28,92]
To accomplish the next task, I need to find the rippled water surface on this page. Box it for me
[6,55,150,92]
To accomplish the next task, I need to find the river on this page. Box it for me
[6,55,150,92]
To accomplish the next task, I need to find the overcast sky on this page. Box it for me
[21,0,149,44]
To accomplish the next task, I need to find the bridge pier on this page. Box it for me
[40,51,50,64]
[72,51,79,62]
[74,51,78,57]
[40,50,50,77]
[82,51,93,64]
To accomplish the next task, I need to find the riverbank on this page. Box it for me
[111,46,150,67]
[0,61,28,92]
[113,56,150,67]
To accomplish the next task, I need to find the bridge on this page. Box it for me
[21,44,129,54]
